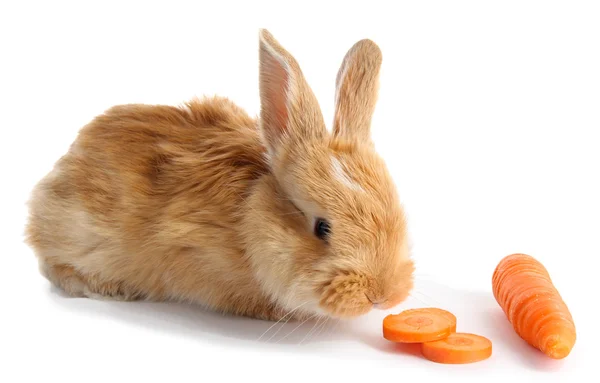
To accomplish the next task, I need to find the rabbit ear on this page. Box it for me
[332,39,383,143]
[258,29,326,156]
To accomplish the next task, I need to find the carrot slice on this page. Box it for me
[492,253,576,359]
[421,333,492,364]
[383,308,457,343]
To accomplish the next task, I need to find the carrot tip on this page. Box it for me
[543,335,573,359]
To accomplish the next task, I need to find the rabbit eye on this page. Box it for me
[314,218,331,241]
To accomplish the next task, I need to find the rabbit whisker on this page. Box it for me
[275,313,318,344]
[257,301,308,341]
[299,316,324,344]
[327,318,342,340]
[233,190,263,219]
[265,309,297,343]
[413,290,443,306]
[313,317,330,339]
[276,211,306,217]
[305,317,329,345]
[409,293,434,307]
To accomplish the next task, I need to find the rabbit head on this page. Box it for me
[242,30,414,319]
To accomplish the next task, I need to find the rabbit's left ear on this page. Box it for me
[332,39,383,143]
[258,29,326,157]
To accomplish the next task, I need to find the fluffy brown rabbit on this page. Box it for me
[25,29,414,322]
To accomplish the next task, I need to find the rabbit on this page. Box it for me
[24,29,414,322]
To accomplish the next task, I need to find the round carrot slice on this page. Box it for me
[421,333,492,364]
[383,308,457,343]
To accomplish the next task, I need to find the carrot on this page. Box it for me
[383,308,457,343]
[492,253,576,359]
[421,333,492,364]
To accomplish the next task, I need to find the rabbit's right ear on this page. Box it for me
[332,39,383,144]
[258,29,326,157]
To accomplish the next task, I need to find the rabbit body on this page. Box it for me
[26,98,287,319]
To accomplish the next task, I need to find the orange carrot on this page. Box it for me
[383,308,456,343]
[492,253,576,359]
[421,333,492,364]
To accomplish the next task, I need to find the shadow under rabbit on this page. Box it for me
[46,284,361,349]
[46,281,573,371]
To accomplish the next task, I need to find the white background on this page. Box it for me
[1,1,598,382]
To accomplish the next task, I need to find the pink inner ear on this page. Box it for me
[261,51,290,146]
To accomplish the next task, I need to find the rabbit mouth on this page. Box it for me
[315,273,378,318]
[314,267,413,318]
